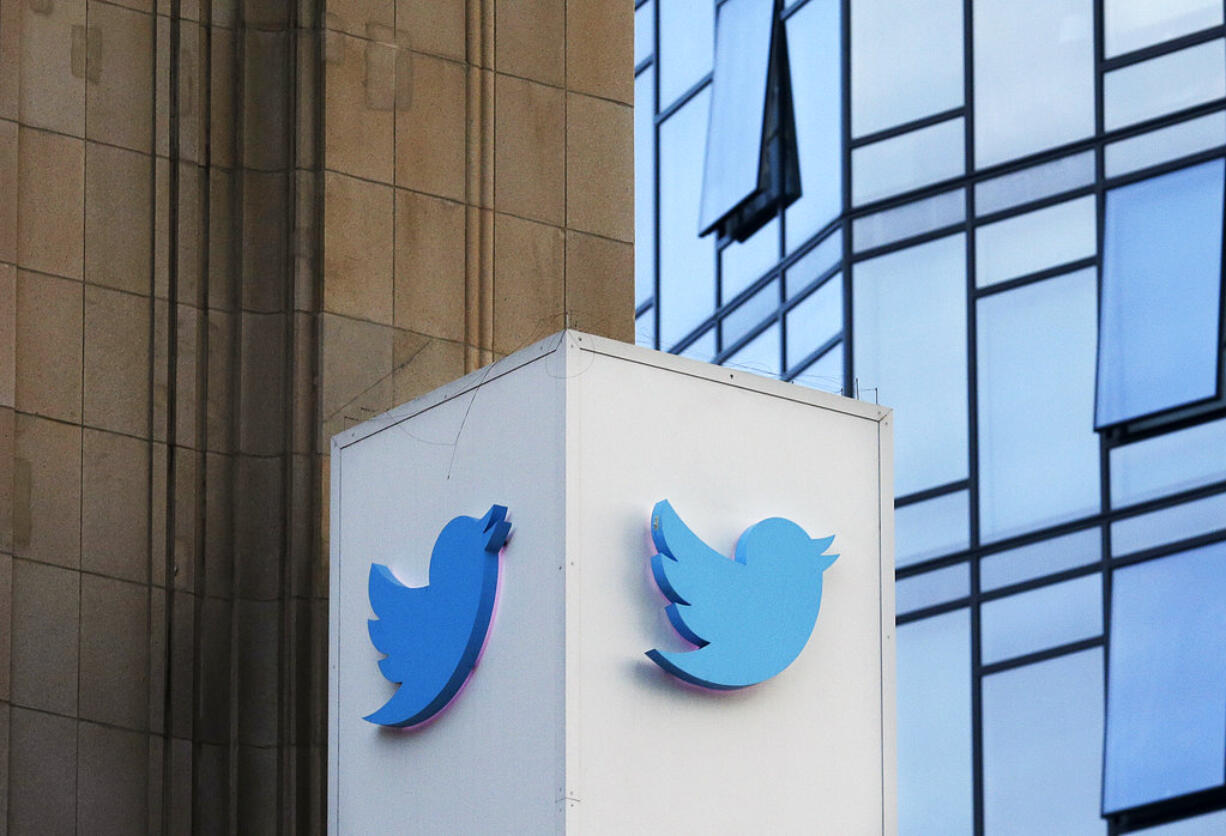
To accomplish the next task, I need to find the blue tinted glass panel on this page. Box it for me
[981,527,1102,591]
[1105,0,1222,57]
[785,231,840,299]
[1111,418,1226,506]
[850,0,963,137]
[699,0,775,232]
[722,278,779,347]
[785,276,841,369]
[977,269,1100,541]
[635,307,655,348]
[854,235,968,496]
[981,575,1102,664]
[635,0,654,66]
[658,0,714,108]
[898,610,973,835]
[853,189,965,252]
[852,117,965,206]
[680,327,716,362]
[1104,542,1226,812]
[720,217,780,302]
[726,321,781,378]
[982,650,1105,835]
[790,342,843,394]
[1111,492,1226,556]
[659,89,715,348]
[895,491,969,568]
[1105,40,1226,131]
[1106,110,1226,177]
[974,0,1095,168]
[1097,160,1224,427]
[897,563,969,616]
[784,0,843,252]
[635,67,656,308]
[975,196,1096,288]
[974,150,1096,215]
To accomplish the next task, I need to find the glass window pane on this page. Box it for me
[680,327,716,362]
[1105,0,1222,57]
[659,90,715,348]
[1111,492,1226,557]
[895,490,970,568]
[720,217,780,302]
[974,150,1097,216]
[1104,542,1226,812]
[851,0,963,138]
[977,269,1100,541]
[981,528,1102,591]
[897,563,969,615]
[1106,110,1226,178]
[659,0,714,108]
[853,188,965,252]
[784,0,844,251]
[975,196,1096,288]
[699,0,776,232]
[785,230,841,299]
[851,117,965,205]
[789,342,843,394]
[635,307,655,348]
[1097,160,1224,427]
[1111,418,1226,507]
[898,610,973,836]
[854,235,968,496]
[635,67,656,308]
[981,575,1102,664]
[1104,39,1226,131]
[785,275,841,369]
[982,649,1105,835]
[974,0,1095,168]
[635,0,655,67]
[725,321,781,378]
[722,278,779,347]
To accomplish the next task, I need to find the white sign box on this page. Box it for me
[329,331,895,834]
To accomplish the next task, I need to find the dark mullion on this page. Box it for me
[973,184,1098,227]
[840,0,853,399]
[784,332,841,380]
[979,636,1105,678]
[963,0,984,832]
[849,106,966,149]
[897,593,975,625]
[852,220,967,263]
[1101,23,1226,72]
[654,72,713,125]
[974,257,1099,300]
[895,479,970,508]
[1108,527,1226,572]
[651,0,661,349]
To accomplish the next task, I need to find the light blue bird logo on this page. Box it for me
[364,505,512,728]
[645,500,838,690]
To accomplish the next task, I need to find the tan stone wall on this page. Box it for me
[0,0,632,830]
[319,0,634,444]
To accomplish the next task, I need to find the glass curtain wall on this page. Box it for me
[637,1,1226,833]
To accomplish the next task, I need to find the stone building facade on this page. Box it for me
[0,0,632,830]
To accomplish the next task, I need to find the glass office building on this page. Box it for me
[636,1,1226,833]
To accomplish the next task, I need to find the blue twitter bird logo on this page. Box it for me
[645,500,838,690]
[364,505,512,728]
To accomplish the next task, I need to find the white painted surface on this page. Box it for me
[330,332,895,834]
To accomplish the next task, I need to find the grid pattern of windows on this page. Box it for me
[636,1,1226,832]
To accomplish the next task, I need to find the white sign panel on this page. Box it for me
[329,331,895,834]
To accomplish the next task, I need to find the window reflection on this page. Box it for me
[973,0,1095,168]
[1105,542,1226,812]
[1097,159,1224,428]
[658,0,714,108]
[982,650,1105,834]
[1104,0,1222,58]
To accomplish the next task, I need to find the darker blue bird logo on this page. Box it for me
[364,505,512,728]
[646,500,838,690]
